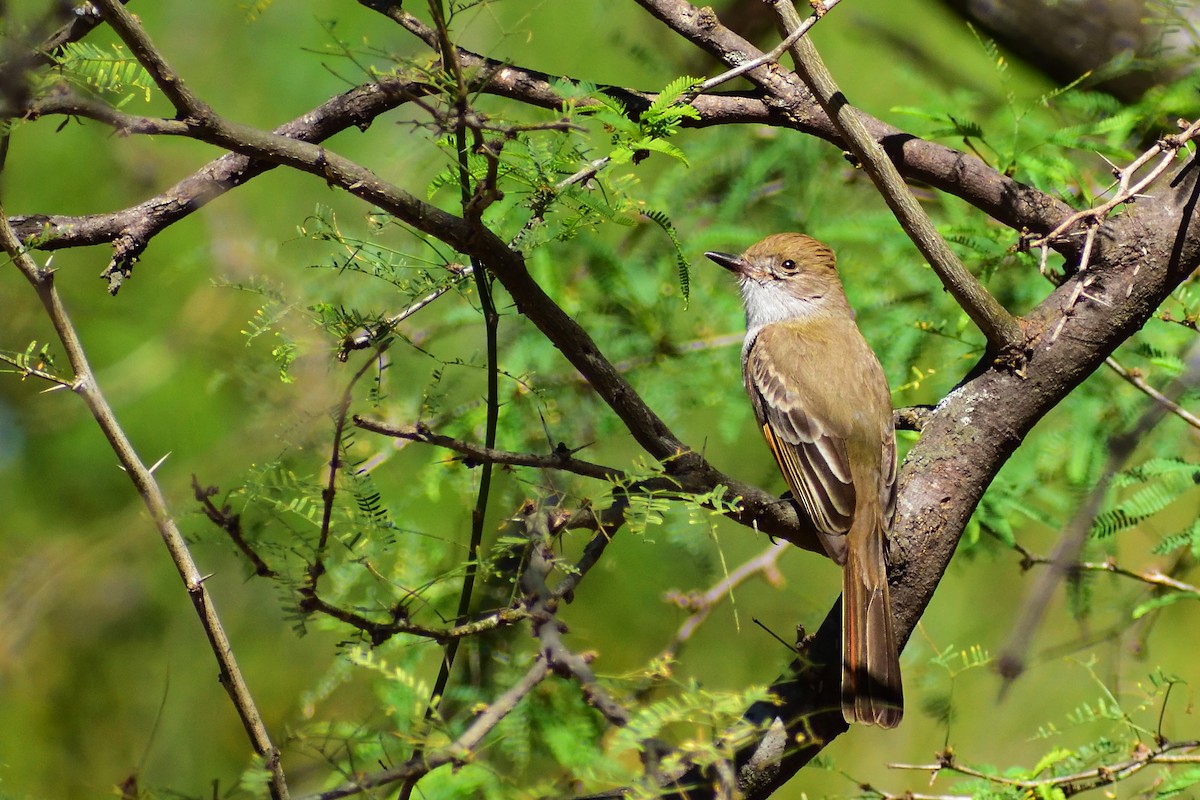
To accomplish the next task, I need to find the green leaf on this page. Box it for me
[642,209,690,301]
[1157,766,1200,799]
[1132,590,1200,619]
[55,42,156,103]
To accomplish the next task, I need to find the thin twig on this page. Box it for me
[0,206,289,800]
[1014,543,1200,595]
[191,476,276,578]
[659,540,788,662]
[0,352,73,387]
[1105,356,1200,432]
[1050,223,1099,343]
[299,590,530,645]
[337,265,475,358]
[352,417,624,481]
[308,351,384,595]
[690,0,843,94]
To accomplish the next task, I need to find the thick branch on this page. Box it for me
[630,0,1073,238]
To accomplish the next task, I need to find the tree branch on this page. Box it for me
[659,540,788,663]
[1014,543,1200,596]
[11,11,1072,275]
[353,417,625,481]
[1105,356,1200,432]
[771,0,1025,357]
[0,206,289,800]
[889,740,1200,797]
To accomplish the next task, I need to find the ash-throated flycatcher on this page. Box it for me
[706,232,902,728]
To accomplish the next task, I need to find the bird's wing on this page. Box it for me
[746,331,855,564]
[881,427,897,529]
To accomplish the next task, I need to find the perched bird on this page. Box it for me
[706,233,902,728]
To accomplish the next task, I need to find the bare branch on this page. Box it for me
[659,540,788,662]
[353,417,624,481]
[1015,544,1200,595]
[691,0,843,94]
[0,206,290,800]
[191,476,276,578]
[1105,356,1200,432]
[890,740,1200,795]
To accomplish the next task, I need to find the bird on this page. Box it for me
[705,232,903,728]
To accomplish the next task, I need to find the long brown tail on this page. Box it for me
[841,538,903,727]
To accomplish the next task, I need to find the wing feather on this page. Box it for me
[747,330,856,563]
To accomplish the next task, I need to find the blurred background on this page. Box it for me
[1,1,1199,798]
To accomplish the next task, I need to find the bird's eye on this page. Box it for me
[780,259,797,272]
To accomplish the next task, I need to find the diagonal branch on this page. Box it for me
[659,540,788,663]
[69,0,826,554]
[1105,356,1200,432]
[769,0,1024,356]
[0,206,289,800]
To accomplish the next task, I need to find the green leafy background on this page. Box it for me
[1,1,1199,798]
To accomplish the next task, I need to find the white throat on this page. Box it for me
[739,277,823,338]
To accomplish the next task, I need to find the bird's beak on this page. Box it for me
[704,250,744,275]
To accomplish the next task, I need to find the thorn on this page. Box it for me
[1050,315,1069,343]
[148,451,172,474]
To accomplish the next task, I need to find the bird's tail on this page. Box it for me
[841,523,903,728]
